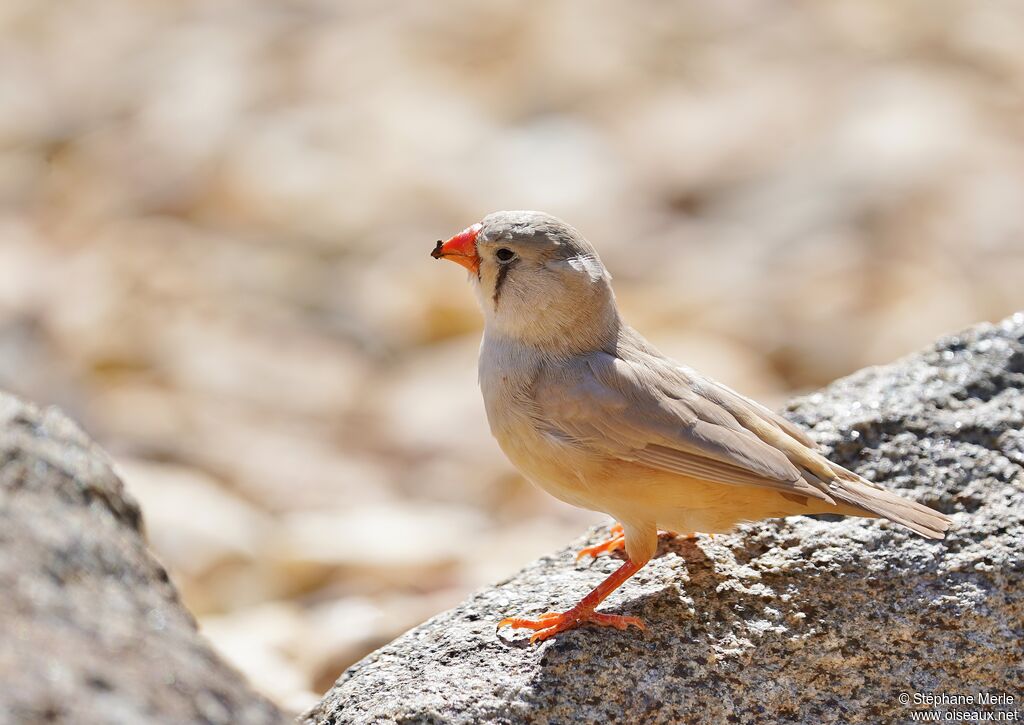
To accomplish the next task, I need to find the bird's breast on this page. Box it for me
[478,337,602,509]
[492,419,602,511]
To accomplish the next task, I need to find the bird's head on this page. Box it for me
[431,210,619,354]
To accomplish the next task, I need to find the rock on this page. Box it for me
[0,393,286,725]
[115,459,279,614]
[296,590,467,697]
[304,314,1024,725]
[199,601,318,716]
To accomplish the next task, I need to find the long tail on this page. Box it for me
[817,464,953,539]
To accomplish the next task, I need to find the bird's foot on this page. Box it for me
[575,522,625,561]
[498,606,645,643]
[577,525,713,562]
[500,557,646,643]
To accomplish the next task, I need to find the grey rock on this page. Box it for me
[305,313,1024,724]
[0,393,286,725]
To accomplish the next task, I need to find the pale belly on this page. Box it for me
[494,422,612,512]
[491,417,819,535]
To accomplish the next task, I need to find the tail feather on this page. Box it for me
[818,464,953,539]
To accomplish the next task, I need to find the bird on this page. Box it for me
[430,210,952,643]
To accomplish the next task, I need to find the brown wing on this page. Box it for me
[531,351,837,504]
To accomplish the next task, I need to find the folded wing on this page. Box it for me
[530,350,838,505]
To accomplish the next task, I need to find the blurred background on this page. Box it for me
[2,0,1023,714]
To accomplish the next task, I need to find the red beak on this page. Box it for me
[431,223,482,274]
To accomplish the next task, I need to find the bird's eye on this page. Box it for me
[495,248,516,263]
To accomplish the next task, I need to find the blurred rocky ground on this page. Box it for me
[1,0,1022,713]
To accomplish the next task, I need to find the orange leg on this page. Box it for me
[576,522,625,561]
[498,557,646,643]
[577,524,712,561]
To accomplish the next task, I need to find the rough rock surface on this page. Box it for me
[0,394,286,725]
[305,314,1024,724]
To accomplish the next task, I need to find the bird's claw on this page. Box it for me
[575,536,626,561]
[575,523,626,561]
[498,608,645,643]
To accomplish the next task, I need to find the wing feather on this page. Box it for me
[531,351,836,504]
